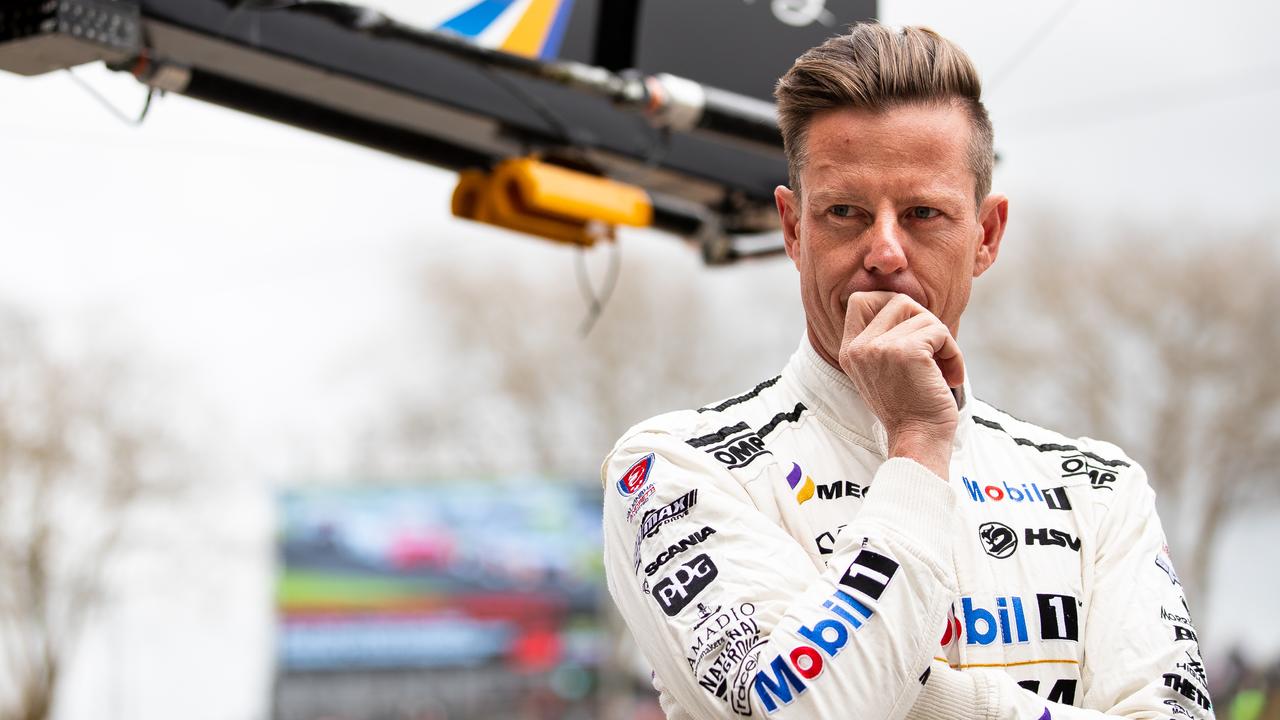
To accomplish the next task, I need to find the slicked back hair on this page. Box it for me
[774,23,994,207]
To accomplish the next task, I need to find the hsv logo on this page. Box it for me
[978,521,1018,558]
[1025,528,1081,551]
[653,554,719,617]
[956,593,1079,646]
[617,453,655,497]
[962,477,1072,510]
[752,548,899,713]
[785,463,816,504]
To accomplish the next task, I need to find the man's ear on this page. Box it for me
[973,193,1008,278]
[775,185,801,264]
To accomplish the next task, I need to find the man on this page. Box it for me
[601,22,1213,720]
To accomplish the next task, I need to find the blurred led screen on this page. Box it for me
[276,482,604,672]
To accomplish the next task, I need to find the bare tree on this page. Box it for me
[964,214,1280,603]
[354,237,801,481]
[0,309,179,720]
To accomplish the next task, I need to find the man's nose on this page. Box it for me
[863,216,909,274]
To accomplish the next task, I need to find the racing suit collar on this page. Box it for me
[789,336,974,456]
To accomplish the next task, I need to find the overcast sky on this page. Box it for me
[1,0,1277,718]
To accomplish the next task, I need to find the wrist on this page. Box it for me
[887,426,954,480]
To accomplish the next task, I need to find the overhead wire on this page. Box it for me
[65,68,155,127]
[575,239,622,338]
[987,0,1082,94]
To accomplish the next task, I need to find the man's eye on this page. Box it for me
[910,207,941,219]
[830,205,853,218]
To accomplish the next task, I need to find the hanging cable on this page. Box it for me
[987,0,1082,93]
[575,239,622,337]
[65,69,155,127]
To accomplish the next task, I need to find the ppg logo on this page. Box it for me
[653,554,718,617]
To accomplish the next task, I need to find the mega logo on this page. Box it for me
[785,463,816,504]
[644,526,717,576]
[961,476,1072,510]
[978,521,1018,558]
[617,453,655,497]
[958,593,1079,645]
[687,422,772,470]
[752,548,899,713]
[1025,528,1081,551]
[653,554,718,617]
[633,490,698,571]
[814,480,869,501]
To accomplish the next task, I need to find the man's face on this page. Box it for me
[775,102,1008,367]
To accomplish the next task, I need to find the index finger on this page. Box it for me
[843,291,900,340]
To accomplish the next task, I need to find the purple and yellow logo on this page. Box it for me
[786,463,815,505]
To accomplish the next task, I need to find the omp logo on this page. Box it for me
[752,548,899,713]
[962,477,1072,510]
[653,554,718,617]
[785,463,816,504]
[957,593,1079,646]
[687,422,772,470]
[1059,453,1117,491]
[617,453,654,497]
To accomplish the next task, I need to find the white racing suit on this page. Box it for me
[602,340,1213,720]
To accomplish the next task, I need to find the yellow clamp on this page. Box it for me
[451,158,653,246]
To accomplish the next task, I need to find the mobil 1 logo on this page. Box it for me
[653,554,719,617]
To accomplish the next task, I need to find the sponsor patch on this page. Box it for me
[633,490,698,571]
[625,485,656,522]
[785,463,816,504]
[961,476,1072,510]
[653,554,718,617]
[978,521,1018,558]
[617,453,655,497]
[643,526,717,576]
[687,422,772,470]
[752,548,899,713]
[948,593,1080,646]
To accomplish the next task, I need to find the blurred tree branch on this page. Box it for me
[0,310,181,720]
[354,240,800,482]
[966,216,1280,609]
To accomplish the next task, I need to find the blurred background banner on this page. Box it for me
[371,0,875,99]
[275,483,603,718]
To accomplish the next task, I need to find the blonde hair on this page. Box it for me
[775,23,994,206]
